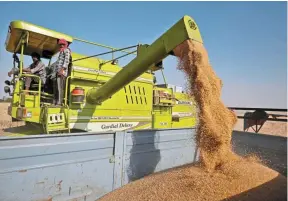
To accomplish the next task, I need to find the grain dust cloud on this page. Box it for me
[98,39,287,201]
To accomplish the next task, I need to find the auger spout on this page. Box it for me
[86,15,203,104]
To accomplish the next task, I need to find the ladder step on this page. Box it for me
[47,127,70,132]
[43,106,70,133]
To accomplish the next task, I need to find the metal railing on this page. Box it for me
[229,107,287,122]
[18,73,42,104]
[73,37,137,60]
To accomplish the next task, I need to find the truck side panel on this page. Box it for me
[0,129,286,201]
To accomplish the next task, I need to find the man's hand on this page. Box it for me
[58,68,65,76]
[23,68,31,73]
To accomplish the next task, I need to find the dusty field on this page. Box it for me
[0,103,25,135]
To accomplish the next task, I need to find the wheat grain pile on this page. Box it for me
[98,39,287,201]
[99,158,286,201]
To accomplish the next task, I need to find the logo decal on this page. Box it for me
[188,20,197,30]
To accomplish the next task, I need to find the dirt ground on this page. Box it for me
[0,103,287,137]
[0,103,25,135]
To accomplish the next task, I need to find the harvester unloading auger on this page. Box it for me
[87,15,203,104]
[3,15,203,135]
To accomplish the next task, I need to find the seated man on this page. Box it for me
[8,52,46,94]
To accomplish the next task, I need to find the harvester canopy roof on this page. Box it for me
[5,20,73,58]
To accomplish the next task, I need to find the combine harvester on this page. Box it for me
[0,15,286,201]
[3,15,201,135]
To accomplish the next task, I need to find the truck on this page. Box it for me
[3,15,202,135]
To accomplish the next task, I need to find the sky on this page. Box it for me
[0,1,287,108]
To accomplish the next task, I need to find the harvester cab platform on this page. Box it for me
[3,15,202,135]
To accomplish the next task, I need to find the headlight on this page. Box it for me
[5,80,11,86]
[4,86,10,94]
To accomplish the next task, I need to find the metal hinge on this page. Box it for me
[109,156,115,163]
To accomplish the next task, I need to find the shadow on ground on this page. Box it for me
[223,174,287,201]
